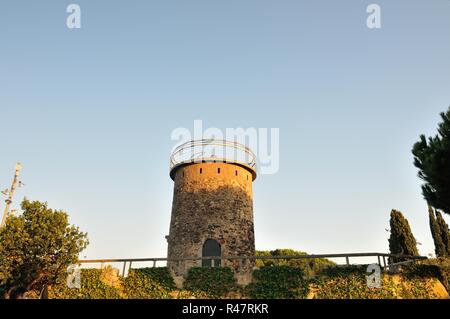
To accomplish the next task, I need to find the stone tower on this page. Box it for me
[166,139,257,285]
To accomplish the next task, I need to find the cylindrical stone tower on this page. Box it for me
[166,139,257,285]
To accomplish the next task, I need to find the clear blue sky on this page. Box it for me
[1,1,450,262]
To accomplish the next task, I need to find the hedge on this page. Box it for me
[48,267,176,299]
[49,268,123,299]
[123,268,175,299]
[1,260,447,299]
[184,267,236,298]
[312,265,439,299]
[403,258,450,291]
[246,266,309,299]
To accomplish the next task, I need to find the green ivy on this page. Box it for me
[312,265,438,299]
[405,258,450,291]
[48,269,123,299]
[184,267,236,298]
[123,268,175,299]
[246,266,309,299]
[255,250,335,277]
[2,260,446,299]
[313,266,393,299]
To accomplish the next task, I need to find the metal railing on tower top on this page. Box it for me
[170,139,257,172]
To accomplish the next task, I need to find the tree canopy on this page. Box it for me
[412,106,450,215]
[0,199,88,298]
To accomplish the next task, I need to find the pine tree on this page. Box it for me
[436,210,450,256]
[429,206,446,257]
[412,106,450,216]
[388,210,419,262]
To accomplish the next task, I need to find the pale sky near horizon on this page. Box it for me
[1,1,450,264]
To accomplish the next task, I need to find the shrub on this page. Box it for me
[184,267,236,298]
[48,268,123,299]
[405,258,450,291]
[313,265,439,299]
[246,266,309,299]
[124,268,174,299]
[255,249,335,277]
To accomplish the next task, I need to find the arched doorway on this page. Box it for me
[202,239,221,267]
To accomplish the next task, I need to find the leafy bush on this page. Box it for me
[313,265,438,299]
[184,267,236,297]
[48,268,123,299]
[256,249,335,277]
[124,268,174,299]
[246,266,309,299]
[313,266,393,299]
[405,258,450,291]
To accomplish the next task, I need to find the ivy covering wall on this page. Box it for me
[246,266,309,299]
[311,266,442,299]
[2,260,448,299]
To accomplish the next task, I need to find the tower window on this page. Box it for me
[235,170,238,176]
[218,168,221,174]
[202,239,221,268]
[247,175,249,181]
[200,168,203,174]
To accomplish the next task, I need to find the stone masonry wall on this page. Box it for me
[167,162,255,285]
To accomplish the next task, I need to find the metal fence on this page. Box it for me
[78,252,427,277]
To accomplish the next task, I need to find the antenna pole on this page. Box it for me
[1,162,22,228]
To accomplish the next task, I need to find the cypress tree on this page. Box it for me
[429,206,446,257]
[436,210,450,256]
[388,210,419,262]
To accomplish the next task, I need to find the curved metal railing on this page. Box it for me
[170,139,257,172]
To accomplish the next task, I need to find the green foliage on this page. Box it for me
[48,269,123,299]
[124,268,175,299]
[314,266,391,299]
[412,106,450,216]
[408,258,450,291]
[184,267,236,297]
[0,199,89,297]
[255,249,335,277]
[313,266,438,299]
[388,210,419,261]
[429,206,447,257]
[246,266,309,299]
[169,289,212,299]
[435,211,450,256]
[47,267,177,299]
